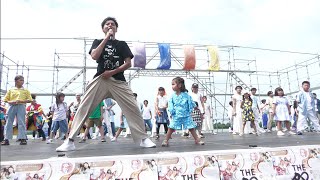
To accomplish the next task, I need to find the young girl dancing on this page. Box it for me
[240,91,258,136]
[162,77,204,146]
[154,87,169,140]
[272,87,296,136]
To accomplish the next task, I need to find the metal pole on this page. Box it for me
[26,66,30,89]
[269,73,272,91]
[254,57,261,99]
[295,62,299,90]
[83,39,87,94]
[22,61,24,76]
[0,52,4,96]
[286,71,291,93]
[6,67,9,92]
[277,71,281,87]
[55,52,59,93]
[16,61,19,75]
[206,49,215,133]
[305,64,310,81]
[51,51,56,104]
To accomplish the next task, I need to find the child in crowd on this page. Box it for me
[2,75,32,145]
[291,100,298,131]
[111,112,128,142]
[142,100,153,134]
[47,92,69,144]
[240,91,258,136]
[227,101,233,132]
[232,86,243,135]
[266,91,274,132]
[202,96,216,135]
[0,102,7,142]
[189,83,205,137]
[271,87,296,136]
[191,101,203,137]
[46,107,53,138]
[296,81,320,135]
[26,94,47,141]
[250,88,265,133]
[79,101,105,143]
[162,77,204,146]
[259,99,269,129]
[103,98,116,139]
[154,87,169,140]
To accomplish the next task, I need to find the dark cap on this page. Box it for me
[192,83,198,88]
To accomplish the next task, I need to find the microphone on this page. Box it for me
[108,28,113,40]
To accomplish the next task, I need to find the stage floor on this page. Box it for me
[1,132,319,162]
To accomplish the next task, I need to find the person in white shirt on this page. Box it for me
[232,86,243,135]
[313,93,320,124]
[125,93,144,137]
[185,83,205,138]
[142,100,153,134]
[296,81,320,135]
[154,87,169,140]
[227,101,234,133]
[202,96,216,134]
[250,88,265,134]
[102,98,116,139]
[266,91,274,132]
[259,99,269,129]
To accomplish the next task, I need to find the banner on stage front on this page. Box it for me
[183,45,196,70]
[157,43,171,69]
[132,42,146,69]
[207,46,220,71]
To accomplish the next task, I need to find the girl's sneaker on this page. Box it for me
[195,140,205,145]
[288,131,296,135]
[20,139,27,145]
[277,131,285,136]
[161,140,169,147]
[1,139,9,145]
[47,139,53,144]
[111,137,117,142]
[79,139,86,143]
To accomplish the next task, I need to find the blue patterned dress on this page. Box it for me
[168,92,197,130]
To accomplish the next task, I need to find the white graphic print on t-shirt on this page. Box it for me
[103,44,120,70]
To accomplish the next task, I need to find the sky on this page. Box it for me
[1,0,320,122]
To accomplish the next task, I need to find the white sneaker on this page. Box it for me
[212,132,217,135]
[259,129,266,133]
[232,132,237,135]
[46,139,53,144]
[140,138,156,148]
[288,131,296,135]
[111,137,117,142]
[56,139,76,152]
[239,133,243,136]
[228,127,233,133]
[266,129,271,133]
[277,131,285,136]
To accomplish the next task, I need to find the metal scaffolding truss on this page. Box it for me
[1,37,319,123]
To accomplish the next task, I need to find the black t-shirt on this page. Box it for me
[89,39,133,81]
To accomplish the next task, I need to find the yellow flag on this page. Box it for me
[207,46,220,71]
